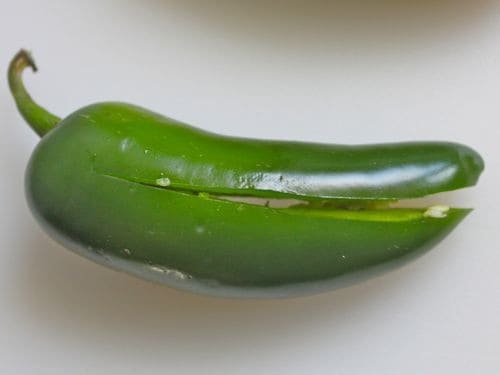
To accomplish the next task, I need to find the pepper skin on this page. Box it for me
[9,50,484,298]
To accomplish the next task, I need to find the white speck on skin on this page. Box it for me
[150,265,165,273]
[123,248,131,256]
[195,226,205,234]
[149,265,191,280]
[341,255,346,259]
[120,138,132,152]
[167,269,190,280]
[424,205,450,218]
[156,177,171,187]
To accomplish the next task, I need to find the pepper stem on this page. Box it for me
[8,49,61,137]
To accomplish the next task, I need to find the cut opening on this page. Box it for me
[211,193,452,219]
[100,173,467,221]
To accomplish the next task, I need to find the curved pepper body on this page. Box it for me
[9,50,483,298]
[25,102,475,297]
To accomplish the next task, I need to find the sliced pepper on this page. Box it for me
[9,50,484,298]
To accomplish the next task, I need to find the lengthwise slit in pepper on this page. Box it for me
[9,50,484,298]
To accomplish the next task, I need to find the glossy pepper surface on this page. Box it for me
[9,50,484,298]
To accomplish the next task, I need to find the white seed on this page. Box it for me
[155,177,171,187]
[424,205,450,219]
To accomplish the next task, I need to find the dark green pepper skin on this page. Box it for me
[67,103,482,201]
[26,103,476,297]
[10,50,483,298]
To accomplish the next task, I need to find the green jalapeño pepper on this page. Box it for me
[9,50,484,298]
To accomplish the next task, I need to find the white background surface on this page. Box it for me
[1,1,499,374]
